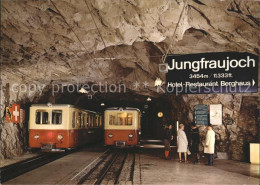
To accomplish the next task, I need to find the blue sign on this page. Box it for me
[194,104,208,125]
[165,52,258,94]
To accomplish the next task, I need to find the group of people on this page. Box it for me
[163,123,216,166]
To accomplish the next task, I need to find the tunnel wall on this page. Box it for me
[177,94,259,161]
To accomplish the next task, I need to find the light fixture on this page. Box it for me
[79,88,88,94]
[154,78,163,87]
[34,134,39,139]
[159,63,168,73]
[147,97,152,101]
[47,102,52,107]
[57,134,63,140]
[101,103,105,106]
[158,112,163,118]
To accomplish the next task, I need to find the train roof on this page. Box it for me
[30,104,100,114]
[105,107,141,112]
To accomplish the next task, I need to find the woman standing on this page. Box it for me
[177,124,188,162]
[163,124,173,160]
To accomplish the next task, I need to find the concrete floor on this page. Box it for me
[0,152,40,168]
[4,145,108,185]
[4,147,260,185]
[134,148,260,185]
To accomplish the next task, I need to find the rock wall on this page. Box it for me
[0,121,27,161]
[1,0,259,161]
[180,94,259,161]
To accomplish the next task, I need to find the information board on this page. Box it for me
[194,104,208,125]
[165,52,258,94]
[210,104,222,125]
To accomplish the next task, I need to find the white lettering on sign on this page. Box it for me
[168,56,255,72]
[13,106,20,121]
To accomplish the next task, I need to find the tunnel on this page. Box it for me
[0,0,259,184]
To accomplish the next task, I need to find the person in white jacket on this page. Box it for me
[177,124,188,162]
[204,125,215,166]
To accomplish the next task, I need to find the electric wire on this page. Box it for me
[162,0,188,63]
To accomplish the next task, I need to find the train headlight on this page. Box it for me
[57,134,63,140]
[129,134,133,138]
[108,133,113,138]
[34,134,39,139]
[139,131,141,135]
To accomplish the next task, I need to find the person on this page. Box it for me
[177,124,188,162]
[163,124,173,159]
[204,124,215,166]
[190,123,200,163]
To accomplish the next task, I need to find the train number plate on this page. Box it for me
[115,141,126,147]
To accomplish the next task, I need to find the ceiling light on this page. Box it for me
[79,88,88,94]
[158,112,163,118]
[154,78,163,87]
[101,103,105,106]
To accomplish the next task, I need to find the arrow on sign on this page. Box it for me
[252,79,255,86]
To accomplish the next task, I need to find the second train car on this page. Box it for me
[104,107,141,147]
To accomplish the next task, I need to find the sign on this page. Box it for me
[12,104,20,123]
[194,104,208,125]
[5,104,21,123]
[210,104,222,125]
[165,52,258,94]
[6,107,12,122]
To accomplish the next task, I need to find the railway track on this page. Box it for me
[72,148,136,185]
[0,151,69,183]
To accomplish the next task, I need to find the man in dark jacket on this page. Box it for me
[163,124,173,159]
[191,123,200,163]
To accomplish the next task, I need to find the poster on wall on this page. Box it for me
[210,104,222,125]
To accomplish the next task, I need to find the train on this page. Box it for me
[104,107,141,147]
[29,104,103,151]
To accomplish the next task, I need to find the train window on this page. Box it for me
[109,113,133,126]
[98,116,101,127]
[78,112,82,128]
[72,111,76,128]
[82,114,86,128]
[95,115,98,127]
[86,114,90,128]
[90,114,93,127]
[52,110,62,125]
[109,114,116,125]
[36,111,49,124]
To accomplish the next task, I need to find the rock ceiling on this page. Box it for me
[1,0,259,97]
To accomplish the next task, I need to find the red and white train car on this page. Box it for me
[104,107,141,147]
[29,104,103,151]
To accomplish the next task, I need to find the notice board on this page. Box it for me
[194,105,208,125]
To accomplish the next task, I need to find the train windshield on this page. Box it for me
[36,111,49,124]
[109,113,133,126]
[52,110,62,125]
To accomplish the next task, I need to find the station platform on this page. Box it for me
[134,148,259,184]
[3,146,259,185]
[0,152,40,168]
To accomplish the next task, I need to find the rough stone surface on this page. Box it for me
[181,94,259,161]
[0,0,259,161]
